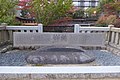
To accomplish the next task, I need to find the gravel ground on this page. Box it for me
[0,50,30,66]
[91,50,120,66]
[0,50,120,66]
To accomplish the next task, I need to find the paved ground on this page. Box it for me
[0,49,120,66]
[1,73,120,80]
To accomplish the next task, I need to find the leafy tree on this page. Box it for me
[0,0,19,25]
[30,0,73,26]
[95,0,120,27]
[98,0,114,13]
[0,0,17,18]
[101,1,120,16]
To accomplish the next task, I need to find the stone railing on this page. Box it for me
[74,24,109,33]
[6,24,43,42]
[0,24,111,48]
[11,24,110,48]
[107,25,120,55]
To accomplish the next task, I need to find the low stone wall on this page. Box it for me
[0,73,120,80]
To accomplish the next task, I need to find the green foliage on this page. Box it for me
[0,15,21,25]
[85,7,100,17]
[98,0,115,13]
[0,0,19,25]
[98,0,114,8]
[73,9,84,18]
[111,2,120,14]
[103,2,120,16]
[31,0,73,26]
[0,0,17,18]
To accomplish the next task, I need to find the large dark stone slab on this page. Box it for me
[26,46,96,64]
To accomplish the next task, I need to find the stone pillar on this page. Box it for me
[1,23,7,28]
[38,24,43,33]
[108,25,114,28]
[1,23,9,42]
[107,25,114,45]
[74,24,80,33]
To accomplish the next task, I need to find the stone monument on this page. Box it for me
[26,46,96,64]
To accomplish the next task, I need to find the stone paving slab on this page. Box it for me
[0,74,120,80]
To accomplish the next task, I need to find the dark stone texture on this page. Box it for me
[26,46,96,64]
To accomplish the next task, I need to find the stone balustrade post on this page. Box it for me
[108,25,114,28]
[107,25,114,45]
[74,24,80,33]
[38,24,43,33]
[1,23,7,29]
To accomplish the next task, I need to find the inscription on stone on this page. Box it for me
[14,33,106,47]
[52,34,68,44]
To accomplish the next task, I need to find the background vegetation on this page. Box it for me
[0,0,21,25]
[94,0,120,27]
[31,0,73,26]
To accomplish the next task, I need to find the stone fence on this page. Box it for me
[106,25,120,55]
[0,24,120,51]
[0,24,110,47]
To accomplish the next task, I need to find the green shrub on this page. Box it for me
[0,0,19,25]
[0,15,21,25]
[73,9,84,18]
